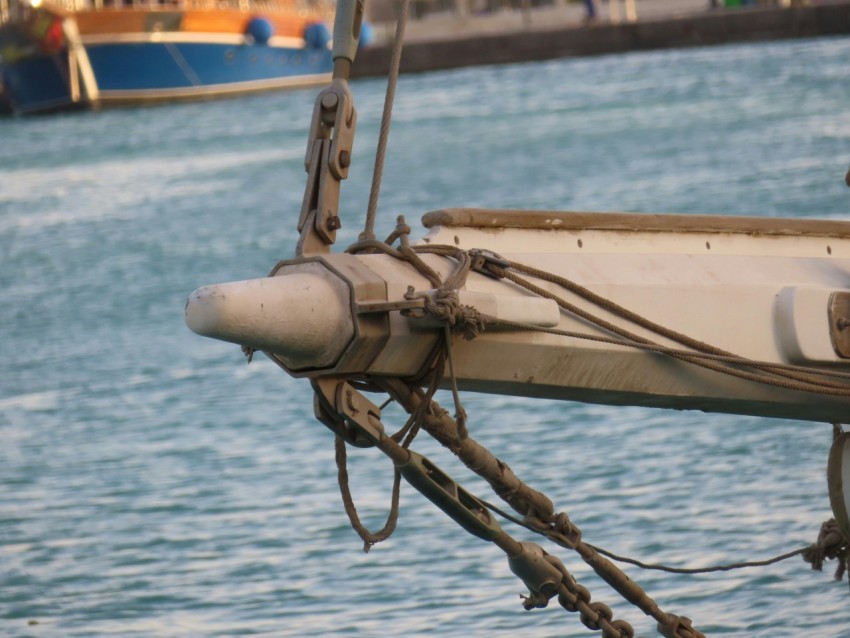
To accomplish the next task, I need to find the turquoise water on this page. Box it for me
[2,36,850,637]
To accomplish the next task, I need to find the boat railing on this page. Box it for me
[0,0,332,25]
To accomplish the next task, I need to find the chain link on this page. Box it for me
[377,378,706,638]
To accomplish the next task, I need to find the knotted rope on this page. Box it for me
[802,519,850,586]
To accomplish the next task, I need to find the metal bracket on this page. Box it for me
[334,380,384,445]
[829,292,850,358]
[468,248,510,279]
[356,298,427,314]
[313,379,506,542]
[297,79,357,256]
[312,378,381,448]
[828,430,850,539]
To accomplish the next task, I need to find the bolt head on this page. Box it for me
[321,93,339,110]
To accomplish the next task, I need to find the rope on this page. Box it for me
[337,229,849,636]
[477,312,850,398]
[399,243,850,397]
[477,494,815,574]
[360,0,411,241]
[335,435,401,552]
[602,544,803,575]
[802,518,850,586]
[442,326,469,440]
[501,259,850,390]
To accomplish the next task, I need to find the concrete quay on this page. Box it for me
[351,0,850,78]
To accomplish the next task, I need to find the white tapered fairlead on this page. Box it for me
[184,264,354,370]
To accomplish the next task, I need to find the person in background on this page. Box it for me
[583,0,596,21]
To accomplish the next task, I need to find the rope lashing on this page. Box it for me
[350,235,850,398]
[402,285,486,340]
[802,518,850,587]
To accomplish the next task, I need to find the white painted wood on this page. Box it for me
[186,212,850,422]
[185,262,354,370]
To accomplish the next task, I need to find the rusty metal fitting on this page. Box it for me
[604,619,636,638]
[657,613,701,638]
[558,581,591,613]
[312,379,381,448]
[534,511,582,549]
[468,248,510,279]
[396,450,503,542]
[580,601,613,631]
[507,542,565,605]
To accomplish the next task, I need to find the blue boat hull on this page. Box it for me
[0,50,78,114]
[89,40,333,104]
[0,35,332,114]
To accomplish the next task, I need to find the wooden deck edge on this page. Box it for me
[421,208,850,238]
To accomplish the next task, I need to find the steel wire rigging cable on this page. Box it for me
[360,0,410,242]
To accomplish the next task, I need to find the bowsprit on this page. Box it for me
[184,0,850,633]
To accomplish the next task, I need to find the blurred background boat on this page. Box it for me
[0,0,337,115]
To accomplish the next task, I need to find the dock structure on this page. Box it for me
[353,0,850,77]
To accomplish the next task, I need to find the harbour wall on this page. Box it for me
[351,2,850,77]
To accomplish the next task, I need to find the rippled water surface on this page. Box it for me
[2,36,850,637]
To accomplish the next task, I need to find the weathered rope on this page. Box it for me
[802,518,850,586]
[498,259,850,392]
[400,243,850,396]
[335,435,401,552]
[475,312,850,398]
[478,494,818,574]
